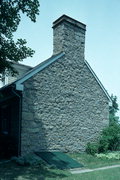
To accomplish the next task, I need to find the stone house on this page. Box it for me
[0,15,111,158]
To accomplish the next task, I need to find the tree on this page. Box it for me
[0,0,40,76]
[109,94,119,125]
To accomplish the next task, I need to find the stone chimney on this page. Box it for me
[53,15,86,62]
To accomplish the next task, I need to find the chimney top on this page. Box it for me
[53,14,86,31]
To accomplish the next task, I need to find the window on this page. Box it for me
[0,105,10,135]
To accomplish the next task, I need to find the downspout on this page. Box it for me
[12,86,22,157]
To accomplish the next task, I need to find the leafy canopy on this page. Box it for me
[109,94,119,125]
[0,0,40,76]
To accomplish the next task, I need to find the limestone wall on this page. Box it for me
[21,55,109,155]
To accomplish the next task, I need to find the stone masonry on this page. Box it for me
[21,15,109,155]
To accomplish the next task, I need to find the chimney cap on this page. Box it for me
[53,14,86,30]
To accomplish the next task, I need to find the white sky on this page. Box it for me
[14,0,120,116]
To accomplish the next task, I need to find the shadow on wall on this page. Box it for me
[21,81,48,155]
[0,96,20,159]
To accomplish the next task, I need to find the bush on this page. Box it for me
[86,123,120,155]
[98,138,109,153]
[86,142,99,155]
[99,124,120,152]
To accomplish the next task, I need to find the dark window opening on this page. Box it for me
[0,105,11,135]
[2,118,9,135]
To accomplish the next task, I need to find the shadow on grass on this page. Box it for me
[0,161,68,180]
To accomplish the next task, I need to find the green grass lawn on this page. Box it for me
[63,167,120,180]
[0,153,120,180]
[69,152,120,169]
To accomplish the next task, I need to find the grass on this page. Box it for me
[63,167,120,180]
[0,161,69,180]
[69,152,120,169]
[0,152,120,180]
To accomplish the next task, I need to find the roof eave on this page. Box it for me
[15,52,65,91]
[84,60,112,103]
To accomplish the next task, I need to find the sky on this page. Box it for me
[14,0,120,116]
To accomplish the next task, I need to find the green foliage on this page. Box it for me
[109,94,119,125]
[86,124,120,155]
[98,138,109,153]
[86,143,99,155]
[96,151,120,160]
[99,124,120,152]
[86,94,120,155]
[1,38,35,75]
[0,0,40,75]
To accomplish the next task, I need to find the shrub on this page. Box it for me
[99,124,120,152]
[98,138,109,153]
[86,123,120,155]
[86,142,99,155]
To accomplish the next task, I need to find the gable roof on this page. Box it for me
[0,52,64,92]
[15,52,64,91]
[0,52,111,103]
